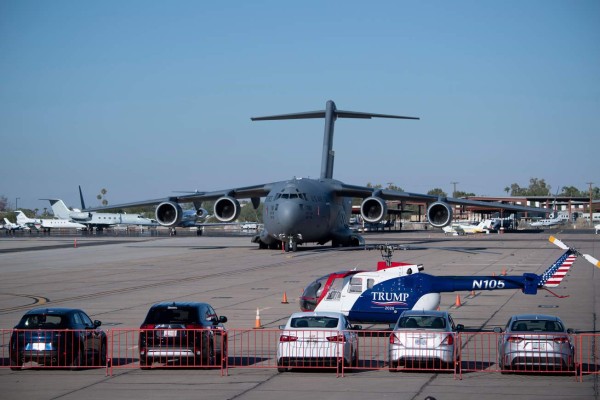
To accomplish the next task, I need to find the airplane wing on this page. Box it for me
[333,183,549,218]
[83,183,274,212]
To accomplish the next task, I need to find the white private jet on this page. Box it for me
[442,220,492,235]
[2,218,29,232]
[15,211,86,232]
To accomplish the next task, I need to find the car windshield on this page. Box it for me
[396,315,446,330]
[290,316,339,329]
[19,314,66,329]
[510,319,564,332]
[144,307,199,324]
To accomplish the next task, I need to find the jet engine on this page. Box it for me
[69,212,92,221]
[155,201,183,227]
[214,196,241,222]
[360,197,387,223]
[426,201,453,227]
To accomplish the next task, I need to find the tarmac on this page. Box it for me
[0,230,599,400]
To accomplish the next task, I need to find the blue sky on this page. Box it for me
[1,0,598,211]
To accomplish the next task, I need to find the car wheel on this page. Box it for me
[202,340,214,366]
[277,359,287,373]
[70,352,81,370]
[97,343,107,367]
[10,357,22,371]
[139,357,151,370]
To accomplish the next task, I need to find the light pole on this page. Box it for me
[15,197,20,211]
[587,182,594,226]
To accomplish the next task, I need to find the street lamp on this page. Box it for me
[15,197,20,211]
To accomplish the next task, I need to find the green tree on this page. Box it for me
[506,178,551,196]
[427,188,447,197]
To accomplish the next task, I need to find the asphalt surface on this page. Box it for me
[0,230,599,400]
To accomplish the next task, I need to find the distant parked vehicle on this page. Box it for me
[138,302,228,369]
[277,311,360,372]
[10,308,106,370]
[240,222,259,230]
[388,310,463,372]
[494,314,575,372]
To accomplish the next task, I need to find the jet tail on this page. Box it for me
[251,100,419,180]
[44,199,72,219]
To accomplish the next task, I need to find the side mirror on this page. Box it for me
[211,316,228,325]
[93,320,102,328]
[456,324,464,331]
[493,327,503,333]
[352,325,362,331]
[278,325,286,330]
[567,328,574,334]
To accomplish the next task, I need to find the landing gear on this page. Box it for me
[283,239,298,252]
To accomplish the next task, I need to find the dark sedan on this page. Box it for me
[10,307,107,370]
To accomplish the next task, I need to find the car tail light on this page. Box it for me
[441,334,454,345]
[507,336,524,343]
[279,335,299,342]
[140,324,154,330]
[326,334,346,343]
[553,336,570,344]
[389,333,402,345]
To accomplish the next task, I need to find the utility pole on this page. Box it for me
[587,182,594,226]
[15,197,19,211]
[451,182,459,198]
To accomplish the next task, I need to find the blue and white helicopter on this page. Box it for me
[300,236,600,324]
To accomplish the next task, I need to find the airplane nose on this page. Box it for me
[276,201,303,234]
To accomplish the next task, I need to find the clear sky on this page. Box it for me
[1,0,598,211]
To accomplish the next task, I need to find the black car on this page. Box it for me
[138,302,228,369]
[10,307,107,370]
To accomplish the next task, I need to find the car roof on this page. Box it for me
[399,310,450,318]
[510,314,561,322]
[288,311,345,319]
[24,308,80,315]
[149,302,210,309]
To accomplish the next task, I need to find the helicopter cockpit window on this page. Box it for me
[325,278,343,301]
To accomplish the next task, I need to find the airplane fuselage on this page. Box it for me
[256,178,360,250]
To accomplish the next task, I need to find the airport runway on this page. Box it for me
[0,231,599,400]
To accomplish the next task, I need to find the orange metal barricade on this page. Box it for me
[576,334,599,380]
[459,331,578,378]
[1,328,594,381]
[107,328,226,375]
[3,328,107,370]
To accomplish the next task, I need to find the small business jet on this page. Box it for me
[2,218,29,232]
[442,220,492,235]
[15,211,86,232]
[299,236,599,324]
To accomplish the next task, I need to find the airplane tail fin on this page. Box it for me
[15,211,29,224]
[46,199,71,219]
[79,185,87,210]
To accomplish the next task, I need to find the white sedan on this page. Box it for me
[277,311,359,372]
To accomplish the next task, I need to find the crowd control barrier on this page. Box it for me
[1,328,597,380]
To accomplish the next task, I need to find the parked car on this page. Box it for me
[9,307,106,370]
[388,310,463,371]
[494,314,575,372]
[277,311,360,372]
[138,302,227,369]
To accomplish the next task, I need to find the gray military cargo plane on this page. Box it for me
[85,100,548,251]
